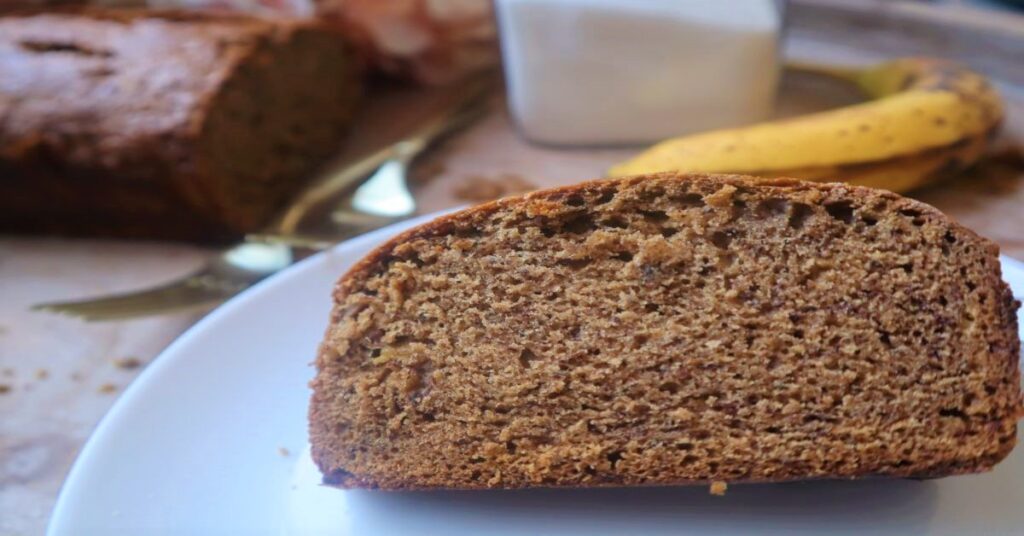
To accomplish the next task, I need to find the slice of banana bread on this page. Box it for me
[310,172,1021,490]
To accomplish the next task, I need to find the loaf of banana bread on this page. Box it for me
[310,172,1021,490]
[0,9,361,241]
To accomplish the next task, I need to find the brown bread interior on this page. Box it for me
[310,173,1021,489]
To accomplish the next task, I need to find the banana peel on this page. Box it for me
[609,58,1003,193]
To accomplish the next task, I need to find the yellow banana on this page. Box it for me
[609,58,1003,193]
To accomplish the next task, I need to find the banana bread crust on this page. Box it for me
[310,172,1022,490]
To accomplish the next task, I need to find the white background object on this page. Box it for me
[496,0,782,146]
[48,211,1024,535]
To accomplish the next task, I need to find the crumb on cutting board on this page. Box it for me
[278,447,291,457]
[111,357,143,370]
[35,368,49,380]
[710,481,728,496]
[0,384,10,394]
[452,174,538,203]
[98,383,118,394]
[70,371,84,381]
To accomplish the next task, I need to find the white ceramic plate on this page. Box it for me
[49,212,1024,536]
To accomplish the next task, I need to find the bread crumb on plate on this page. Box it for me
[112,357,143,370]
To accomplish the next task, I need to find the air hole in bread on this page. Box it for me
[939,408,968,420]
[898,208,926,226]
[757,198,788,218]
[565,194,585,207]
[660,382,680,394]
[454,226,482,239]
[788,203,814,229]
[518,348,538,367]
[732,199,749,219]
[639,186,666,201]
[675,193,706,208]
[641,210,668,223]
[596,189,616,205]
[601,217,629,229]
[825,201,855,224]
[710,230,732,249]
[557,258,592,269]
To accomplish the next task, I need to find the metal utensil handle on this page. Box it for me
[270,144,401,235]
[268,77,493,236]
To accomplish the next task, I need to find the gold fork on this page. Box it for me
[32,81,490,321]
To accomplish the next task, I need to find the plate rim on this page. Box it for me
[46,208,1024,533]
[46,212,447,535]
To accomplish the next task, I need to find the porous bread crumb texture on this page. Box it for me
[310,172,1022,490]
